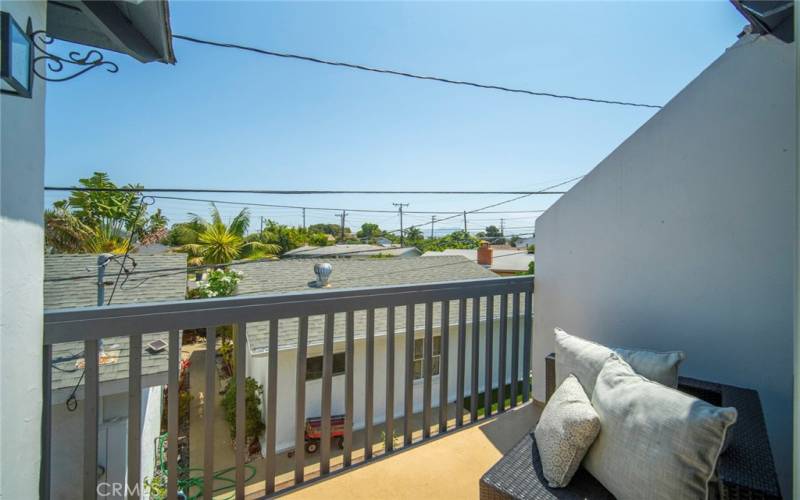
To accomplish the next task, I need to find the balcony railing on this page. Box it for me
[42,275,533,499]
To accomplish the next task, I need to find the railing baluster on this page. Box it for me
[295,316,308,482]
[235,323,246,499]
[510,293,520,408]
[128,335,142,500]
[438,300,450,433]
[385,306,395,452]
[365,308,375,459]
[41,345,52,500]
[84,339,100,500]
[422,302,433,438]
[470,297,480,422]
[204,327,216,499]
[265,319,279,493]
[403,304,414,445]
[498,295,508,413]
[167,330,179,500]
[456,298,466,427]
[344,312,354,466]
[484,295,494,417]
[320,313,334,474]
[523,291,533,402]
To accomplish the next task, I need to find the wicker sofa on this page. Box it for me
[479,353,782,500]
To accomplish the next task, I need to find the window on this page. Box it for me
[306,352,346,381]
[413,336,441,380]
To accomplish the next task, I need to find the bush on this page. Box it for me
[308,233,330,246]
[527,244,535,254]
[221,376,265,443]
[193,269,242,298]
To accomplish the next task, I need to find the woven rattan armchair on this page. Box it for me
[479,353,782,500]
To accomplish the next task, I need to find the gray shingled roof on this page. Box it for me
[46,254,187,394]
[231,256,522,354]
[284,244,421,258]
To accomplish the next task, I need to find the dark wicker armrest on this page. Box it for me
[678,376,782,500]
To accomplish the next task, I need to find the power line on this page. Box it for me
[44,187,568,195]
[172,34,662,110]
[149,195,546,215]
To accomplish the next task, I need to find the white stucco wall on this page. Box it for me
[0,2,47,498]
[533,34,795,492]
[249,316,525,452]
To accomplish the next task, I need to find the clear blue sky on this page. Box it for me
[45,1,745,236]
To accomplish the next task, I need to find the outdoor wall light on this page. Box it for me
[0,12,33,98]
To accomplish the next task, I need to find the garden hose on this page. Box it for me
[154,433,257,500]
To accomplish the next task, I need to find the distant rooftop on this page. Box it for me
[284,244,421,258]
[231,256,515,354]
[422,249,534,273]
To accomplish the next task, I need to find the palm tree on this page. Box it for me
[405,227,424,242]
[179,204,279,265]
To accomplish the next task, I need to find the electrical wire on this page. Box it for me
[44,187,568,195]
[172,34,663,110]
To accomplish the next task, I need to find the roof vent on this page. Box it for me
[311,262,333,288]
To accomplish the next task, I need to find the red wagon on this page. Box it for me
[289,414,346,456]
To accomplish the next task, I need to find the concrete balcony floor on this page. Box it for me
[263,401,542,499]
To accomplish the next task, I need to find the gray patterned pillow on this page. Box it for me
[534,374,601,488]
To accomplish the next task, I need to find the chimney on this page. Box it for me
[477,241,493,267]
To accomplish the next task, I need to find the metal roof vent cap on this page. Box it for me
[312,262,333,288]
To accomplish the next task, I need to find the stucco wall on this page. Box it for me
[0,2,47,498]
[250,315,525,452]
[533,34,795,492]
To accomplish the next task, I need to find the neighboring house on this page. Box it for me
[533,31,794,489]
[284,244,422,258]
[422,248,534,276]
[514,235,535,248]
[45,253,187,499]
[234,256,527,452]
[374,237,393,246]
[1,2,175,496]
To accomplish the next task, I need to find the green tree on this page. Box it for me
[405,227,424,243]
[356,223,382,240]
[44,172,165,253]
[308,223,345,237]
[178,204,279,265]
[258,220,306,255]
[308,232,331,246]
[221,376,265,443]
[484,225,505,245]
[418,230,480,252]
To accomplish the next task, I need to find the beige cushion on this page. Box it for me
[534,374,600,488]
[584,356,737,500]
[554,328,685,396]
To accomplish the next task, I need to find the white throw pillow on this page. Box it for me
[584,356,737,500]
[554,328,685,396]
[534,374,600,488]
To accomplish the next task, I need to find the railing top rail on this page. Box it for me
[44,276,533,345]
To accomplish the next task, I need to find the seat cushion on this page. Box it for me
[554,328,684,396]
[583,356,737,500]
[480,432,614,500]
[534,375,600,488]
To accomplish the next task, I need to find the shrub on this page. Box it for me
[221,376,265,443]
[527,244,535,254]
[193,269,242,298]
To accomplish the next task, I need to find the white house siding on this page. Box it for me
[0,2,47,498]
[49,388,163,499]
[533,34,794,491]
[249,317,525,452]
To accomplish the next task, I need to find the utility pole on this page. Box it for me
[500,218,504,236]
[463,211,468,233]
[302,208,306,230]
[430,215,436,239]
[260,216,264,234]
[339,210,347,242]
[393,203,409,246]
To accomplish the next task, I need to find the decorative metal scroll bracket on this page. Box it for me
[31,30,118,82]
